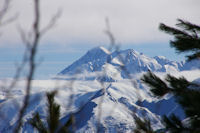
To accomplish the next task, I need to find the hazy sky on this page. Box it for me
[0,0,200,79]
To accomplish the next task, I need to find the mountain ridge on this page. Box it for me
[58,46,198,81]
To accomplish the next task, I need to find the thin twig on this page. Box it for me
[0,0,18,27]
[96,18,144,132]
[14,0,40,132]
[40,9,62,36]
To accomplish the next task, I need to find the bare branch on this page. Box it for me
[0,0,10,23]
[40,9,62,36]
[104,17,116,49]
[14,0,40,132]
[0,13,18,26]
[17,25,32,49]
[0,0,18,27]
[96,18,144,132]
[4,49,28,98]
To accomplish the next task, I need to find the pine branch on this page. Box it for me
[159,19,200,61]
[134,115,155,133]
[163,114,186,133]
[29,91,72,133]
[58,115,73,133]
[170,37,200,52]
[46,91,60,133]
[29,113,48,133]
[176,19,200,33]
[165,75,190,93]
[159,23,192,38]
[187,52,200,61]
[141,71,171,97]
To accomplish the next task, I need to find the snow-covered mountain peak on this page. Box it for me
[153,56,170,65]
[154,56,169,62]
[58,46,199,79]
[59,46,111,75]
[87,46,111,56]
[154,56,166,59]
[112,49,140,59]
[121,49,140,55]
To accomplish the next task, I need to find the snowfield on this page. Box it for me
[0,46,199,132]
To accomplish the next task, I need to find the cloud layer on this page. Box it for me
[1,0,200,46]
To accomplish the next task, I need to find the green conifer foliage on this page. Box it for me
[140,19,200,133]
[29,91,72,133]
[133,115,156,133]
[159,19,200,61]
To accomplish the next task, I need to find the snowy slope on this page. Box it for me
[0,80,164,132]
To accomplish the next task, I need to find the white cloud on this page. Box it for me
[0,0,200,46]
[153,70,200,82]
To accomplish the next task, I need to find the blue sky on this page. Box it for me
[0,42,185,79]
[0,0,199,79]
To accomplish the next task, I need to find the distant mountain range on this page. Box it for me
[58,46,199,81]
[0,46,199,132]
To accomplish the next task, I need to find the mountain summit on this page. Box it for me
[59,46,111,75]
[58,46,190,80]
